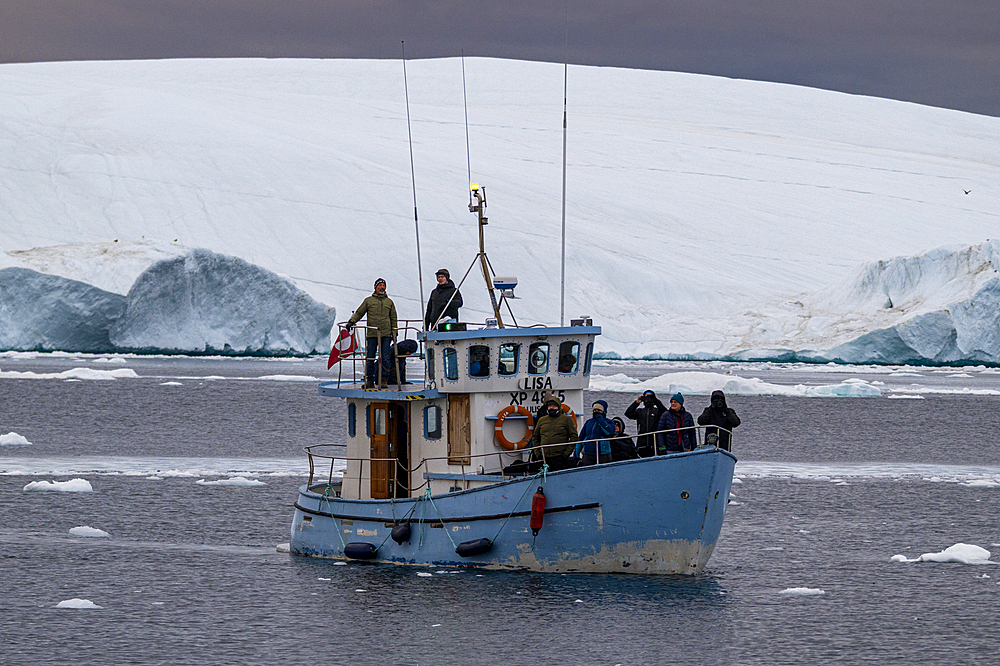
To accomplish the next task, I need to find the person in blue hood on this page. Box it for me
[656,392,696,453]
[574,400,616,465]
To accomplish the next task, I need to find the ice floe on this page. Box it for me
[588,371,881,397]
[779,587,825,596]
[891,543,994,564]
[56,598,102,609]
[23,478,93,492]
[196,476,266,487]
[69,526,110,538]
[0,432,31,446]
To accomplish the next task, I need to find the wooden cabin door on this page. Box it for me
[448,393,471,465]
[369,402,393,499]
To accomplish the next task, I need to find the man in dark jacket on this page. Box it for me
[656,393,696,453]
[424,268,463,330]
[697,390,741,451]
[346,278,397,388]
[624,390,667,457]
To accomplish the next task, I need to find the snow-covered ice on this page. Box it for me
[23,478,93,492]
[195,476,266,487]
[589,371,881,397]
[1,58,998,362]
[69,526,110,538]
[56,598,102,609]
[892,543,994,564]
[0,367,139,380]
[779,588,826,596]
[0,432,31,446]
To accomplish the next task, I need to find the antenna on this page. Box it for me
[401,41,427,336]
[559,1,569,326]
[462,52,473,210]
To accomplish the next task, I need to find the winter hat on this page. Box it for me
[545,395,562,408]
[435,268,450,278]
[711,390,726,405]
[396,339,418,355]
[642,390,655,399]
[670,392,684,406]
[374,278,386,289]
[612,416,625,432]
[592,400,608,413]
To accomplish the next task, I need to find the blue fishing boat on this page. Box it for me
[289,184,737,574]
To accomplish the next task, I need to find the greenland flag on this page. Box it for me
[327,329,358,368]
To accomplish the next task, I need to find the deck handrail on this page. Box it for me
[303,424,733,496]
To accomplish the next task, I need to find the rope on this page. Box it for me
[320,494,348,550]
[423,488,459,551]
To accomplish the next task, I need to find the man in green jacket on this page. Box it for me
[529,396,578,471]
[346,278,398,388]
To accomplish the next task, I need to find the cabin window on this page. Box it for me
[373,406,386,436]
[348,402,356,437]
[498,343,520,376]
[365,404,371,436]
[528,342,549,375]
[444,347,458,381]
[424,404,442,439]
[583,342,594,375]
[557,341,580,374]
[427,348,435,380]
[469,345,490,378]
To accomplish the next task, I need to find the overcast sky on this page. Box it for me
[3,1,999,117]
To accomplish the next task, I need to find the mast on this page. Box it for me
[470,184,505,328]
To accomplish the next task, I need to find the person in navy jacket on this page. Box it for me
[656,393,696,453]
[574,400,616,465]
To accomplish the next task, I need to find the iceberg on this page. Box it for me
[0,268,125,352]
[110,249,336,355]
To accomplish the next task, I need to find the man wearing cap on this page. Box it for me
[624,390,667,457]
[656,393,696,453]
[424,268,463,330]
[574,400,616,465]
[346,278,398,388]
[528,396,578,471]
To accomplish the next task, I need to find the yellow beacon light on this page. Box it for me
[470,183,479,192]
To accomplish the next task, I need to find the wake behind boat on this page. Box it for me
[289,185,737,574]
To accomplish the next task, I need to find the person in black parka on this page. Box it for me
[697,390,741,451]
[425,268,463,330]
[624,390,667,457]
[609,417,638,462]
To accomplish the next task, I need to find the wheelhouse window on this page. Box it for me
[469,345,490,378]
[583,342,594,375]
[424,404,442,439]
[498,343,520,376]
[557,341,580,374]
[373,406,386,436]
[347,402,356,437]
[444,347,458,381]
[427,348,435,381]
[528,342,549,375]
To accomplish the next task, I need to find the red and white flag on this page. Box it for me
[327,328,358,368]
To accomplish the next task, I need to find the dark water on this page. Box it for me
[2,355,1000,664]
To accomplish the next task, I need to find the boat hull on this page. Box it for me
[290,447,736,575]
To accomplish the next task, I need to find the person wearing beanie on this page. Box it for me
[526,396,578,471]
[656,392,696,453]
[697,390,741,451]
[346,278,398,388]
[624,390,667,457]
[574,400,616,465]
[424,268,464,330]
[609,416,638,461]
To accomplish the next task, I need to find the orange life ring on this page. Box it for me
[494,405,535,451]
[561,403,578,429]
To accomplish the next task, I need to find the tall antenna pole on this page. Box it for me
[462,52,473,210]
[402,41,427,336]
[559,4,569,326]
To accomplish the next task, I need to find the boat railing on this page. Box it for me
[332,318,491,390]
[303,424,733,497]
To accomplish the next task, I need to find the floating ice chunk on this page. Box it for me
[56,598,102,609]
[69,526,110,538]
[887,394,925,399]
[93,357,127,364]
[431,623,442,627]
[964,479,1000,487]
[0,367,139,380]
[318,577,331,581]
[917,543,993,564]
[890,554,913,562]
[333,561,347,566]
[196,476,265,486]
[575,599,584,603]
[0,432,32,446]
[731,478,743,485]
[417,572,433,577]
[275,543,290,553]
[256,375,319,382]
[23,478,93,492]
[160,381,183,386]
[779,587,825,596]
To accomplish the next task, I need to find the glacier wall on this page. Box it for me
[0,250,336,355]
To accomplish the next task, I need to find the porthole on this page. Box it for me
[680,491,690,500]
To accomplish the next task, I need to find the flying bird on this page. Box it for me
[964,189,971,194]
